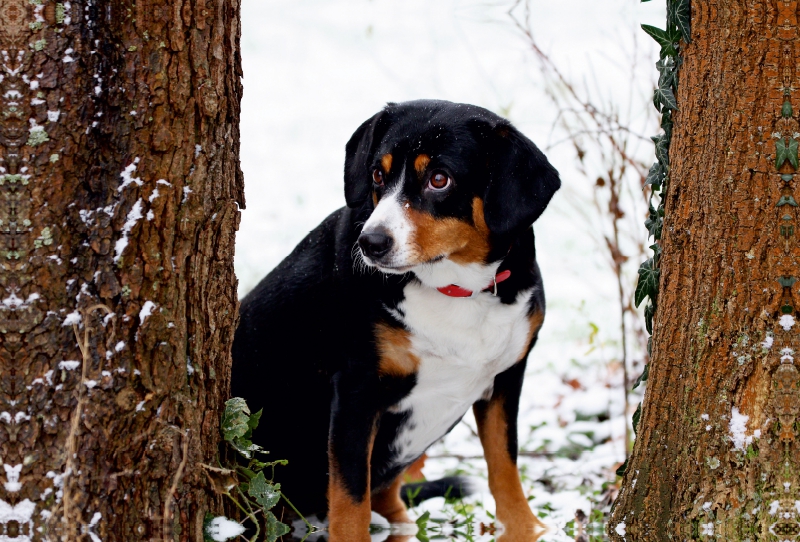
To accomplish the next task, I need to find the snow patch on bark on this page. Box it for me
[118,159,142,192]
[139,301,156,325]
[0,498,36,523]
[3,464,22,492]
[206,517,245,541]
[729,407,760,451]
[58,360,80,371]
[779,314,795,330]
[114,198,144,262]
[62,311,81,326]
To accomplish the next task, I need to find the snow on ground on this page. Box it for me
[238,0,665,538]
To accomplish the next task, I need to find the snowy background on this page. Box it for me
[237,0,666,539]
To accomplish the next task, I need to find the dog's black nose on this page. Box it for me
[358,231,394,259]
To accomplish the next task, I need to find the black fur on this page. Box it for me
[231,100,560,516]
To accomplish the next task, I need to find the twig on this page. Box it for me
[163,428,190,542]
[61,304,112,542]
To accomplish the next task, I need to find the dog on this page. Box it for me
[231,99,560,541]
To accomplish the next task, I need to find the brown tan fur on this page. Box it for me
[375,322,420,377]
[381,153,393,173]
[403,453,427,482]
[328,425,377,542]
[408,197,490,265]
[414,154,430,177]
[525,310,545,354]
[474,400,546,542]
[371,473,411,524]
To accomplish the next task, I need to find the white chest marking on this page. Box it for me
[388,283,534,466]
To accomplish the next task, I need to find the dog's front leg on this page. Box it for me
[473,359,545,542]
[327,375,378,542]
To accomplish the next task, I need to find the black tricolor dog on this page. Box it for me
[232,100,560,541]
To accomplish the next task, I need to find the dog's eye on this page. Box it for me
[428,172,451,191]
[372,169,384,187]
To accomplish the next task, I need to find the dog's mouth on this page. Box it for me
[364,254,446,274]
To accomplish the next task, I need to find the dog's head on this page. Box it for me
[345,100,560,288]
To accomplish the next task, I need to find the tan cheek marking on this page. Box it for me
[407,197,490,265]
[328,426,377,542]
[375,322,420,377]
[371,473,410,524]
[475,401,545,538]
[372,190,378,207]
[381,153,393,173]
[414,154,430,177]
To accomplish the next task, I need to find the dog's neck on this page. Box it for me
[412,258,503,292]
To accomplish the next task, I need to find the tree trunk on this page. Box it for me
[0,1,243,540]
[610,1,800,539]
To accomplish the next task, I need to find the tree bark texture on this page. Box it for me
[0,0,243,540]
[610,2,800,540]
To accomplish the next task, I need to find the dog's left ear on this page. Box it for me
[480,121,561,235]
[344,109,388,208]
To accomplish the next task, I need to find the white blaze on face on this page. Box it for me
[361,172,414,271]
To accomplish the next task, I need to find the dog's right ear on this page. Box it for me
[344,109,388,208]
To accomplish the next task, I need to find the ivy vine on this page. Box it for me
[618,0,691,477]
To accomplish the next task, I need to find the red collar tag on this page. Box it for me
[436,270,511,298]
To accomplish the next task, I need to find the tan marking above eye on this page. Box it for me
[414,154,431,177]
[407,197,491,265]
[381,153,393,173]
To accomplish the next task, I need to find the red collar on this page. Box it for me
[436,270,512,298]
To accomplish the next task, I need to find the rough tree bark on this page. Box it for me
[610,2,800,540]
[0,0,242,540]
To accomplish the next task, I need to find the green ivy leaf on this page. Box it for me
[248,471,281,510]
[247,408,263,436]
[782,99,793,119]
[222,398,251,442]
[635,257,660,308]
[615,458,629,477]
[661,109,674,141]
[633,363,650,390]
[645,202,663,239]
[644,300,655,334]
[776,138,799,170]
[632,403,643,435]
[652,134,670,167]
[221,398,265,459]
[666,24,682,45]
[265,511,291,542]
[672,0,692,43]
[657,68,675,94]
[650,242,662,263]
[645,162,664,191]
[654,86,678,112]
[641,24,671,50]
